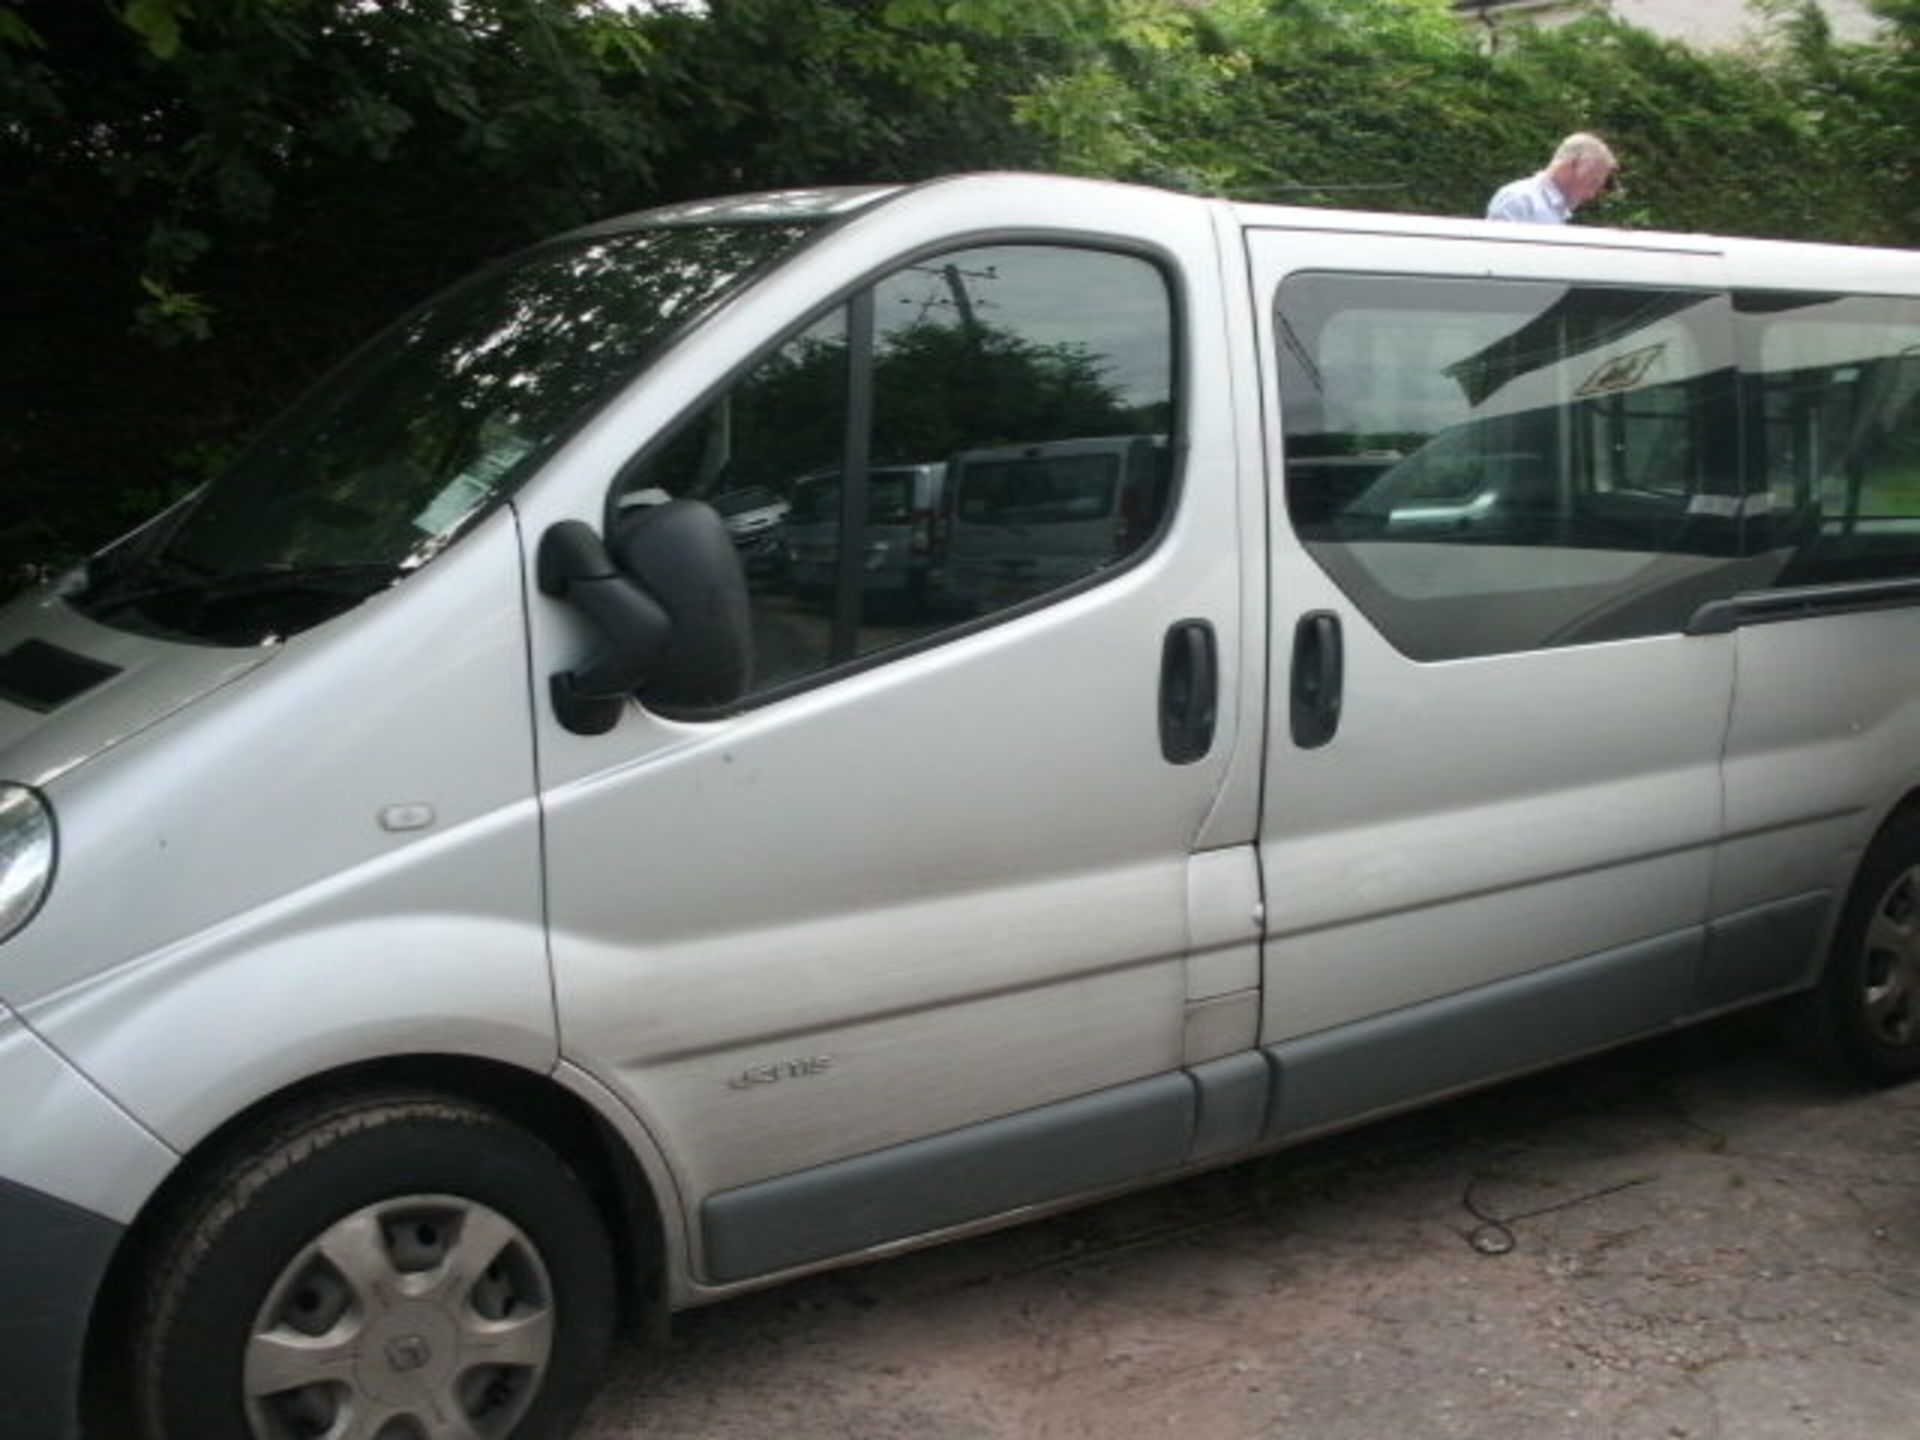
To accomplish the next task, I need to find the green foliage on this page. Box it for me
[8,0,673,324]
[6,0,1920,592]
[122,0,189,59]
[870,320,1139,460]
[0,3,39,49]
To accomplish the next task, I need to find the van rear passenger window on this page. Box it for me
[1738,291,1920,587]
[621,245,1176,700]
[1277,274,1752,661]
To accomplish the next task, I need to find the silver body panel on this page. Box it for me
[0,579,277,791]
[1719,614,1913,892]
[8,514,555,1152]
[1711,242,1920,921]
[0,1002,175,1222]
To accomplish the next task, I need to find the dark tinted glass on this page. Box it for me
[902,247,1174,623]
[78,224,815,645]
[1737,291,1920,586]
[955,454,1120,524]
[622,245,1178,699]
[787,470,918,525]
[1279,273,1752,660]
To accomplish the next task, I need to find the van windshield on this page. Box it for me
[74,221,817,645]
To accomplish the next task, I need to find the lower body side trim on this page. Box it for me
[1695,891,1833,1010]
[1263,929,1701,1139]
[701,1071,1195,1282]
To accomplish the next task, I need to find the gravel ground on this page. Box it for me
[577,1015,1920,1440]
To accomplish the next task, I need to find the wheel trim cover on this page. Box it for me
[243,1193,555,1440]
[1861,863,1920,1050]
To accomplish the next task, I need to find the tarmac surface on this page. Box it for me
[576,1014,1920,1440]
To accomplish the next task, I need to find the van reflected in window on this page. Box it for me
[938,434,1170,612]
[784,462,947,610]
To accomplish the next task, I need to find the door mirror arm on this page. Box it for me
[539,501,754,735]
[537,520,670,735]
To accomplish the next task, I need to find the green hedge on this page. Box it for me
[1,0,1913,591]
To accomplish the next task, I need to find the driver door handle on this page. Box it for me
[1159,619,1218,765]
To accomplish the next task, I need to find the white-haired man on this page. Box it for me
[1485,133,1618,224]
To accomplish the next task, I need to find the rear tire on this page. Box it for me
[134,1092,616,1440]
[1801,813,1920,1085]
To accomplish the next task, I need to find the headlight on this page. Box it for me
[0,785,54,944]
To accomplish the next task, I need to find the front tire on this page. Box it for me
[1803,813,1920,1085]
[134,1093,616,1440]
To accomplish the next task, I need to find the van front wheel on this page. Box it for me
[1805,814,1920,1085]
[134,1093,616,1440]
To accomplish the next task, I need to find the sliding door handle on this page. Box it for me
[1290,610,1343,749]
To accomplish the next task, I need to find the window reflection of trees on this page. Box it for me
[625,247,1175,698]
[639,315,1159,507]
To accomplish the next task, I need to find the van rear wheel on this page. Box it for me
[133,1093,616,1440]
[1803,814,1920,1085]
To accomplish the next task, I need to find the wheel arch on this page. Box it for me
[81,1053,667,1430]
[1874,785,1920,844]
[1821,783,1920,941]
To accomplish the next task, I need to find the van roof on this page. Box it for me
[578,171,1919,296]
[574,184,902,238]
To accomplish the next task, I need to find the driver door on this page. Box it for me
[524,189,1257,1284]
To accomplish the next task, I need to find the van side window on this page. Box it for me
[619,245,1176,698]
[1738,292,1920,587]
[1277,274,1748,661]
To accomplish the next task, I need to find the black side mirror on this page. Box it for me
[538,501,753,735]
[610,499,753,709]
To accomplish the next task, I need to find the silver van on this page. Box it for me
[6,174,1920,1440]
[938,435,1169,614]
